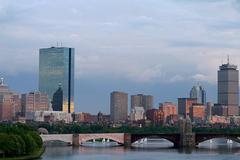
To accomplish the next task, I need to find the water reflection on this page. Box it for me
[42,138,240,160]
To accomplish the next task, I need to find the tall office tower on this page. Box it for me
[110,91,128,123]
[218,59,239,106]
[21,91,49,116]
[218,58,239,115]
[178,98,197,118]
[131,94,153,111]
[143,95,153,111]
[190,84,206,104]
[39,47,75,113]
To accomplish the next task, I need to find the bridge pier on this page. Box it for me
[72,134,80,147]
[124,133,132,148]
[180,133,195,148]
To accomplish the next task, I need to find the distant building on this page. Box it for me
[21,91,49,116]
[178,98,197,118]
[206,102,213,120]
[218,59,239,111]
[146,109,164,125]
[0,78,20,121]
[51,85,63,111]
[210,115,230,124]
[97,112,110,124]
[72,112,97,123]
[190,84,206,104]
[131,94,153,111]
[159,102,177,124]
[130,106,145,121]
[26,111,72,123]
[39,47,75,113]
[212,104,239,117]
[110,91,128,123]
[189,104,205,123]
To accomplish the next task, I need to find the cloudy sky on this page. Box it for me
[1,0,240,114]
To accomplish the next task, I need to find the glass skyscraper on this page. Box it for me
[39,47,74,113]
[190,84,206,105]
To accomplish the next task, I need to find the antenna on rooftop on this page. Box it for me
[227,54,230,64]
[0,77,4,85]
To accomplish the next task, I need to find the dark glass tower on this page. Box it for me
[39,47,74,113]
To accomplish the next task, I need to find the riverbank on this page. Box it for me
[0,147,45,160]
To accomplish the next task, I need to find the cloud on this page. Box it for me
[0,0,240,86]
[169,75,184,83]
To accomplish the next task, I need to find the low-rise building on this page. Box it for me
[146,109,164,125]
[130,106,145,121]
[159,102,177,124]
[26,111,72,123]
[72,112,97,123]
[189,104,205,123]
[21,91,49,116]
[210,115,230,124]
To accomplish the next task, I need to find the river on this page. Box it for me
[42,139,240,160]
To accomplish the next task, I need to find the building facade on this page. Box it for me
[39,47,75,113]
[189,104,205,123]
[146,109,164,125]
[131,94,153,111]
[178,98,197,118]
[0,78,20,121]
[110,91,128,123]
[218,61,239,107]
[190,84,206,104]
[159,102,177,124]
[21,91,49,116]
[130,106,145,121]
[26,111,72,123]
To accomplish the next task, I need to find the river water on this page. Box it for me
[42,139,240,160]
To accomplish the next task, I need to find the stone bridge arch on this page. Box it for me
[195,133,240,145]
[131,134,180,147]
[40,134,73,144]
[79,133,125,144]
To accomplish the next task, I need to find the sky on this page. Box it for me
[1,0,240,114]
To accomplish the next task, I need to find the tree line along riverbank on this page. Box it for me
[0,123,43,159]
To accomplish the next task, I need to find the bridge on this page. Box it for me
[39,118,240,148]
[41,133,125,146]
[40,132,240,148]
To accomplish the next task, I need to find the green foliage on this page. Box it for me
[0,123,43,158]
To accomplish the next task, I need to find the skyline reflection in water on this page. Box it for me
[42,139,240,160]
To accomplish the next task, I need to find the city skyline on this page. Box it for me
[1,0,240,113]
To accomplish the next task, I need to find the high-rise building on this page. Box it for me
[110,91,128,123]
[178,98,197,118]
[190,84,206,104]
[218,59,239,107]
[39,47,75,113]
[21,91,49,116]
[131,94,153,111]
